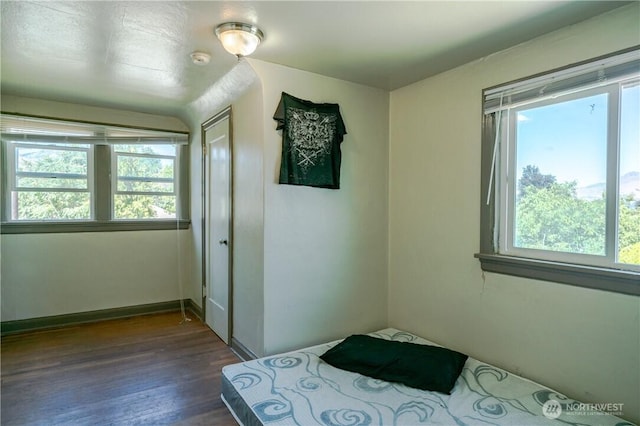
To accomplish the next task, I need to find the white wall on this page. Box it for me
[249,60,390,355]
[0,96,193,321]
[388,4,640,423]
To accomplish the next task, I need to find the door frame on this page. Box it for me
[201,106,233,343]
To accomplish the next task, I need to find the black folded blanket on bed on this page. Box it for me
[320,334,468,394]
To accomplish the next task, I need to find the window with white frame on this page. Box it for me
[8,142,93,221]
[1,114,190,232]
[113,144,178,220]
[478,47,639,295]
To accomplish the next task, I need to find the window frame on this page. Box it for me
[7,141,95,221]
[500,83,639,271]
[476,47,640,296]
[112,145,179,221]
[1,114,190,233]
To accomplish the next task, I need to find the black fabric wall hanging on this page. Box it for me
[273,92,347,189]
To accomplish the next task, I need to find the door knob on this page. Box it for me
[219,239,228,245]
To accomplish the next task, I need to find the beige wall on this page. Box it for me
[249,60,390,355]
[388,4,640,423]
[0,96,192,321]
[1,230,190,320]
[229,81,266,357]
[1,95,188,132]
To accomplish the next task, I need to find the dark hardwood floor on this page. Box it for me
[1,311,242,425]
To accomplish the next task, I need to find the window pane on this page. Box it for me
[112,144,178,220]
[117,155,174,181]
[13,192,91,220]
[618,83,640,265]
[116,179,173,193]
[113,194,176,219]
[513,93,608,255]
[116,154,175,193]
[16,147,88,175]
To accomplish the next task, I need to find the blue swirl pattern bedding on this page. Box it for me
[221,329,631,426]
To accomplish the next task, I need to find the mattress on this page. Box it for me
[221,328,631,426]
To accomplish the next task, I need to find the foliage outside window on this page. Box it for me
[8,142,93,220]
[113,144,178,220]
[478,48,639,295]
[1,114,190,233]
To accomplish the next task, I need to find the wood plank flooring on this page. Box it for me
[1,311,241,426]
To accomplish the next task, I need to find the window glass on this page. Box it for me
[10,143,92,221]
[618,83,640,265]
[513,92,608,256]
[113,144,177,220]
[14,192,91,221]
[16,146,89,189]
[113,195,176,219]
[116,156,174,191]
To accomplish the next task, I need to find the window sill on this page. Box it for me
[475,253,639,296]
[0,220,190,234]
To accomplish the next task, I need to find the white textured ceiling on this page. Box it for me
[0,1,631,116]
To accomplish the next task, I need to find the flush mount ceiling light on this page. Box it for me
[215,22,264,58]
